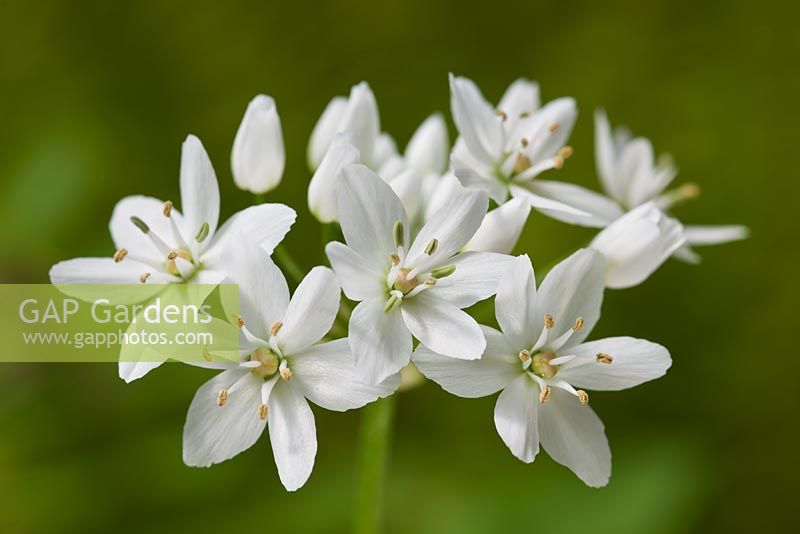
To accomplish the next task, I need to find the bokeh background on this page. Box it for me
[0,0,796,532]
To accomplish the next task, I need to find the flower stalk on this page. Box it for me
[354,395,396,534]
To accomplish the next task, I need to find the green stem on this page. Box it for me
[272,245,305,284]
[354,395,396,534]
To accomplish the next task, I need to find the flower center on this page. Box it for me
[530,351,559,379]
[166,248,193,276]
[393,268,421,293]
[249,347,280,379]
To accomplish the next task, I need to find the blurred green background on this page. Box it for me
[0,0,796,532]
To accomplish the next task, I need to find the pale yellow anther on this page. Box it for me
[233,314,245,328]
[496,109,508,121]
[424,278,437,286]
[558,146,574,159]
[202,345,212,362]
[513,153,532,173]
[114,248,128,263]
[521,138,529,147]
[539,386,551,404]
[270,321,283,337]
[577,390,589,405]
[390,253,401,266]
[518,349,531,362]
[280,367,293,381]
[544,313,555,329]
[553,155,565,169]
[679,182,701,199]
[596,353,613,364]
[258,404,268,420]
[549,122,560,133]
[139,272,151,284]
[573,317,584,332]
[167,250,178,261]
[162,200,173,217]
[216,389,228,407]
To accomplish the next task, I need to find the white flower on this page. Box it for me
[448,74,588,220]
[326,164,510,384]
[590,202,685,289]
[594,109,748,261]
[307,81,396,171]
[308,133,361,223]
[49,135,296,381]
[183,246,396,491]
[413,251,671,487]
[231,94,285,194]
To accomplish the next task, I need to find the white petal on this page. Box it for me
[498,78,540,119]
[276,267,340,354]
[538,387,611,487]
[386,168,425,221]
[424,172,465,222]
[231,94,285,194]
[427,251,512,308]
[559,336,671,391]
[291,338,399,411]
[449,74,503,163]
[494,254,539,350]
[49,257,165,285]
[494,375,540,463]
[308,133,361,223]
[466,198,531,254]
[407,189,488,272]
[683,225,749,246]
[118,360,164,383]
[594,109,623,200]
[525,97,577,161]
[372,132,398,169]
[452,155,508,204]
[413,325,518,398]
[535,248,605,347]
[210,203,296,256]
[591,204,685,289]
[182,369,266,467]
[401,292,485,360]
[325,241,385,301]
[405,113,449,175]
[337,164,408,267]
[349,297,413,385]
[342,82,381,167]
[524,180,624,228]
[180,135,220,250]
[268,381,317,491]
[109,195,183,262]
[618,137,655,208]
[308,96,347,170]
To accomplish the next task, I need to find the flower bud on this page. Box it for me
[231,95,285,194]
[307,133,360,223]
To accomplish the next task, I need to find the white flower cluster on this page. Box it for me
[50,74,747,491]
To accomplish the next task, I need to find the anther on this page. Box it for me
[424,278,437,286]
[280,367,293,381]
[553,155,565,169]
[518,349,531,362]
[496,110,508,121]
[139,272,151,284]
[513,153,532,173]
[270,321,283,337]
[167,250,178,261]
[577,390,589,405]
[679,182,701,199]
[558,146,574,159]
[390,253,401,266]
[202,346,212,362]
[573,317,584,332]
[430,264,456,279]
[162,200,173,217]
[233,314,245,328]
[258,404,268,420]
[544,314,554,329]
[548,122,560,133]
[520,112,530,118]
[539,386,551,404]
[113,248,128,263]
[393,220,405,247]
[130,216,150,234]
[195,222,210,243]
[424,238,439,256]
[216,389,228,406]
[596,353,613,364]
[521,138,529,147]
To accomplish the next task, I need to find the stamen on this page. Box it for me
[113,248,128,263]
[258,404,268,420]
[513,153,532,173]
[553,155,565,169]
[139,272,151,284]
[558,146,574,160]
[202,345,212,362]
[167,250,178,261]
[424,278,437,286]
[496,109,508,121]
[393,220,405,247]
[430,264,456,279]
[232,314,245,328]
[577,390,589,405]
[130,216,150,234]
[548,122,560,133]
[390,253,401,266]
[539,385,551,404]
[216,389,228,406]
[393,268,420,293]
[162,200,173,218]
[270,321,283,337]
[279,360,293,381]
[195,222,210,243]
[596,353,613,364]
[544,314,554,330]
[384,292,403,313]
[573,317,584,332]
[518,349,531,362]
[521,138,529,147]
[424,238,439,256]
